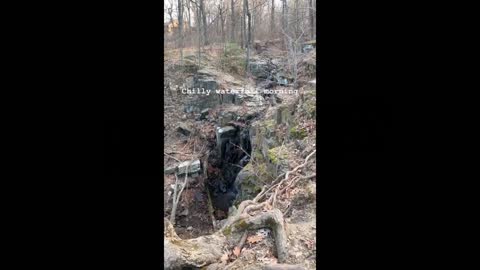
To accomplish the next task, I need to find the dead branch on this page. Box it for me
[206,187,217,230]
[164,152,180,162]
[170,162,190,225]
[272,150,316,207]
[229,142,251,159]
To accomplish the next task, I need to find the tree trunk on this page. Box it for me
[219,4,225,44]
[200,0,208,46]
[240,10,245,48]
[197,5,202,67]
[295,0,299,39]
[186,0,191,29]
[309,0,314,39]
[271,0,275,38]
[245,0,251,75]
[178,0,183,64]
[282,0,288,50]
[230,0,235,43]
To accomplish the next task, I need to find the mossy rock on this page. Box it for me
[219,43,246,76]
[234,167,263,202]
[261,119,276,137]
[267,146,289,165]
[276,105,290,125]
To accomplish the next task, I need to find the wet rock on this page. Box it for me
[184,105,195,114]
[275,73,289,86]
[176,122,192,136]
[302,44,314,53]
[257,79,276,90]
[177,160,201,176]
[212,191,236,212]
[217,125,237,139]
[216,125,237,159]
[249,59,273,79]
[179,209,188,216]
[195,77,218,91]
[185,77,194,88]
[220,93,236,104]
[254,40,266,52]
[164,165,177,175]
[200,108,210,120]
[234,166,262,202]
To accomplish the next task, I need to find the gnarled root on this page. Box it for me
[164,218,226,269]
[225,209,288,263]
[164,208,289,269]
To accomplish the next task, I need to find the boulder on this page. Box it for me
[177,160,201,176]
[194,76,218,91]
[274,73,289,86]
[164,165,177,174]
[216,125,237,159]
[254,40,266,52]
[234,166,262,202]
[302,44,314,53]
[176,122,192,136]
[200,108,210,120]
[248,59,273,79]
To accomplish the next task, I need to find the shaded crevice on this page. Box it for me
[206,125,251,219]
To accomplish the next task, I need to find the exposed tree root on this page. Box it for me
[164,207,288,269]
[164,150,315,269]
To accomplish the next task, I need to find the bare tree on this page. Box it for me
[270,0,275,38]
[218,2,226,44]
[230,0,235,42]
[240,2,245,48]
[178,0,184,64]
[199,0,208,45]
[309,0,314,39]
[244,0,251,74]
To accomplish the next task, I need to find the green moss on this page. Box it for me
[234,219,248,231]
[290,126,307,139]
[268,147,288,165]
[265,119,275,130]
[303,99,316,118]
[219,43,246,76]
[253,149,263,161]
[222,225,232,236]
[243,162,253,171]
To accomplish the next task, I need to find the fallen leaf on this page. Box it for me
[247,234,264,244]
[220,252,229,264]
[233,246,241,257]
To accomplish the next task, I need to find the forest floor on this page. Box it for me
[164,42,316,270]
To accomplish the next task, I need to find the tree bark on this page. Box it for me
[230,0,235,42]
[245,0,251,74]
[309,0,314,39]
[200,0,208,45]
[270,0,275,38]
[240,6,244,48]
[178,0,184,64]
